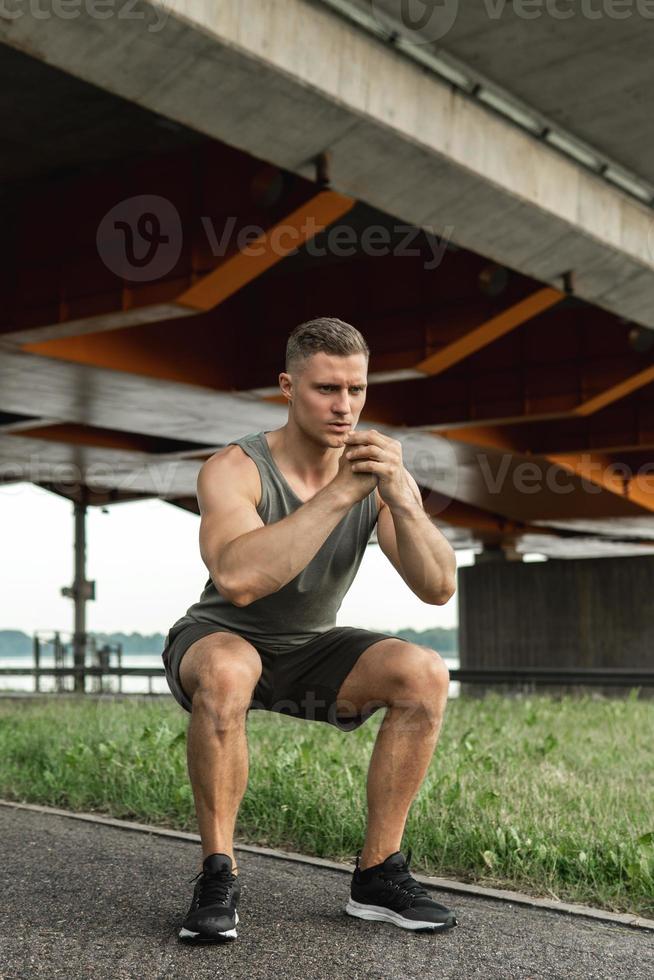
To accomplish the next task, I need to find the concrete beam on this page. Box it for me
[2,1,654,326]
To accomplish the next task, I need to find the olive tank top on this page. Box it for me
[168,430,379,655]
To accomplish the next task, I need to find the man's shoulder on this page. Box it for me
[203,442,248,467]
[198,442,261,501]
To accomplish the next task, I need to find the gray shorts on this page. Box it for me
[161,623,409,732]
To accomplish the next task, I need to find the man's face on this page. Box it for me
[286,351,368,446]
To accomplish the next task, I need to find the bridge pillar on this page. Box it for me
[457,553,654,698]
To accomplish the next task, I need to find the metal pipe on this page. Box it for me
[72,492,87,694]
[33,634,40,693]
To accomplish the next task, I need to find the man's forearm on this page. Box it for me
[390,500,457,604]
[215,484,354,606]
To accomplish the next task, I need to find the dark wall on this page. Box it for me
[458,555,654,670]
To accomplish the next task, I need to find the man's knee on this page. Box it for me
[389,644,450,704]
[181,634,262,713]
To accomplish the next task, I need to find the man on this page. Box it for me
[162,316,458,943]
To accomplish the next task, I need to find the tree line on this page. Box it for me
[0,626,458,657]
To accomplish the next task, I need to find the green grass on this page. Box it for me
[0,693,652,917]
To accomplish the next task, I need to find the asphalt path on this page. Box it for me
[1,806,652,980]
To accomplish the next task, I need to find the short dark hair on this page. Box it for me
[285,317,370,373]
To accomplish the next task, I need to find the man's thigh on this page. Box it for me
[268,627,409,731]
[334,636,449,717]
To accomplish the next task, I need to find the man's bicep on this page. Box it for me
[197,451,264,577]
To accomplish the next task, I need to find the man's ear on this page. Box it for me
[278,371,293,404]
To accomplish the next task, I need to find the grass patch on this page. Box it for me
[0,693,652,917]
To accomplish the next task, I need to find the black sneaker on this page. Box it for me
[178,853,240,943]
[345,849,458,932]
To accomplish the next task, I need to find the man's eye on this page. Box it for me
[319,386,363,392]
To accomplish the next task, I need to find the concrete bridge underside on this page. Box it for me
[3,0,654,326]
[0,0,653,566]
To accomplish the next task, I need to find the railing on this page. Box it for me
[0,666,163,695]
[453,667,654,687]
[0,664,653,696]
[1,631,126,695]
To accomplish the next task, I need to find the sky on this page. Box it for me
[0,482,475,638]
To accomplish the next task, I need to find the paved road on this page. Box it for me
[1,806,652,980]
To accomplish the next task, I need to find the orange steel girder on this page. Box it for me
[575,364,654,416]
[175,192,355,312]
[260,285,564,404]
[21,190,355,353]
[545,451,654,513]
[414,286,564,376]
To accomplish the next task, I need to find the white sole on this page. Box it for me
[179,910,239,941]
[345,899,453,931]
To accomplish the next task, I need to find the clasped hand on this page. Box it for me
[343,429,414,509]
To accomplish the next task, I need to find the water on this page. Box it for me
[0,654,460,698]
[0,654,170,696]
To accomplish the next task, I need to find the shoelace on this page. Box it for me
[377,849,431,904]
[191,869,236,908]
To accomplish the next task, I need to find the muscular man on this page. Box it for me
[161,316,458,942]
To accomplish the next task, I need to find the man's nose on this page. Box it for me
[332,391,350,414]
